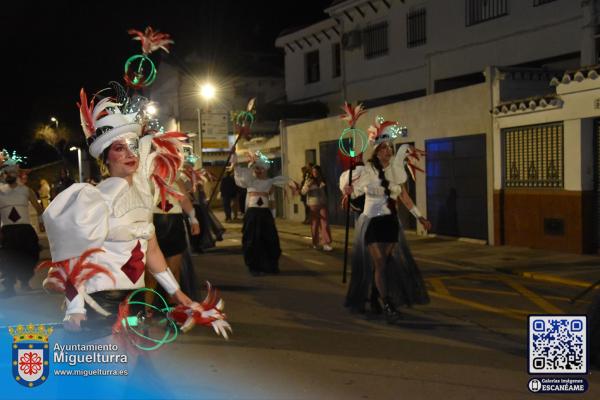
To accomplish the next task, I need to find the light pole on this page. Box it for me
[69,146,83,183]
[50,117,59,129]
[198,82,217,166]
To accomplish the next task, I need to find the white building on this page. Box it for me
[275,0,586,112]
[277,0,600,253]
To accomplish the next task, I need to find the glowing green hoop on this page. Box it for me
[122,287,178,351]
[236,111,255,127]
[124,54,157,88]
[338,127,368,158]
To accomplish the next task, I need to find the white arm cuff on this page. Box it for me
[187,208,199,225]
[65,293,86,316]
[153,268,180,296]
[409,206,422,219]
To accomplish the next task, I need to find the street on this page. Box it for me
[3,216,598,399]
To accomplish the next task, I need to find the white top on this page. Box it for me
[339,150,408,218]
[234,166,289,209]
[0,185,32,226]
[42,135,157,316]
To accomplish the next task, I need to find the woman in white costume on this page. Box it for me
[232,151,289,276]
[40,88,213,333]
[341,117,431,322]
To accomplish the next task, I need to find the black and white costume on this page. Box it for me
[234,155,289,275]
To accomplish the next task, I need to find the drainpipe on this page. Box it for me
[581,0,597,66]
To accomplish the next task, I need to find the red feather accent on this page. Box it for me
[128,26,174,55]
[77,88,95,138]
[340,102,366,128]
[36,249,114,295]
[166,281,229,332]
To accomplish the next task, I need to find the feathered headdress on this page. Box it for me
[367,115,407,145]
[77,88,142,159]
[340,102,367,128]
[128,26,174,55]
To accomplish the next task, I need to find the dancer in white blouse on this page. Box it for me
[232,151,289,276]
[341,117,431,322]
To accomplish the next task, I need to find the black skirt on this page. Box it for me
[0,224,39,284]
[364,215,399,244]
[153,213,187,257]
[242,208,281,274]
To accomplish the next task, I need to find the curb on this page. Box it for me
[496,268,595,289]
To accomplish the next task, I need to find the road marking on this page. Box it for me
[282,252,290,257]
[446,285,588,304]
[228,238,240,242]
[429,291,525,321]
[414,256,480,271]
[518,272,593,288]
[503,279,563,314]
[305,259,325,266]
[429,278,450,296]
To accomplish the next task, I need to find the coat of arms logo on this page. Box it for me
[9,323,53,387]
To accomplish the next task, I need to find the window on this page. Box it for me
[407,8,427,48]
[502,122,563,188]
[332,43,341,77]
[363,21,388,59]
[533,0,557,6]
[465,0,508,26]
[305,50,320,84]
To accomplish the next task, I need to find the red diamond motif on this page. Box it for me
[65,279,78,301]
[256,197,264,206]
[121,241,145,283]
[8,207,21,222]
[157,200,174,212]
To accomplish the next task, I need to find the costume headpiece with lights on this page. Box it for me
[0,149,26,173]
[367,115,407,146]
[247,150,273,170]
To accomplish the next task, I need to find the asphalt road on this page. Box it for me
[1,222,598,399]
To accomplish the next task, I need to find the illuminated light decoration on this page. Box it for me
[0,149,27,167]
[247,150,273,169]
[123,54,157,89]
[113,288,179,352]
[232,97,257,140]
[338,127,368,158]
[367,115,408,145]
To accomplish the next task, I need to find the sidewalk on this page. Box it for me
[267,216,600,291]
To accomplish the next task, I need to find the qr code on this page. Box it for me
[529,315,587,374]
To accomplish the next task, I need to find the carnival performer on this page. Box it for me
[232,151,289,276]
[39,88,229,338]
[0,151,43,297]
[182,158,224,252]
[301,165,333,251]
[341,116,431,322]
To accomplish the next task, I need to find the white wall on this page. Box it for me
[283,82,493,239]
[277,0,581,107]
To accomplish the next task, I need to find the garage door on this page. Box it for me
[426,134,487,241]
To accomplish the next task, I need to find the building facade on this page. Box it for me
[277,0,600,253]
[275,0,584,113]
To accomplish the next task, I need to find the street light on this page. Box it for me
[50,117,59,128]
[197,82,218,166]
[69,146,83,183]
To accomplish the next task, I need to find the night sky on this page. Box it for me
[2,0,331,165]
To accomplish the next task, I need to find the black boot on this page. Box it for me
[383,298,402,323]
[370,292,383,315]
